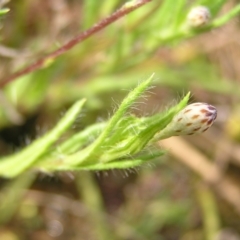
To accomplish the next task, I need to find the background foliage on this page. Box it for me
[1,0,240,239]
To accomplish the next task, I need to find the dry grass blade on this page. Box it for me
[160,137,240,215]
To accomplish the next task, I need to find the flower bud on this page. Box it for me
[187,6,211,27]
[158,103,217,139]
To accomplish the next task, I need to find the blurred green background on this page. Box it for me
[1,0,240,239]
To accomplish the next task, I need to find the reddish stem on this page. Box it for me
[0,0,152,88]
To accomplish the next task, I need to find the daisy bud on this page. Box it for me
[187,6,211,27]
[158,103,217,139]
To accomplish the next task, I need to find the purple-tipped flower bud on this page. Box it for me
[187,6,211,27]
[158,103,217,139]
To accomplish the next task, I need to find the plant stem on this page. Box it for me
[0,0,152,88]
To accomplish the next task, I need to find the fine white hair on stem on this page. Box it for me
[111,97,120,113]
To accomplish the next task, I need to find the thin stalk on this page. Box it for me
[0,0,152,88]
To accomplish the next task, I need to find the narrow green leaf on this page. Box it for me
[0,173,35,223]
[210,4,240,28]
[0,8,10,16]
[0,99,86,177]
[65,74,155,166]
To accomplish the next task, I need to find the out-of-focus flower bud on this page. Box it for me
[187,6,211,27]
